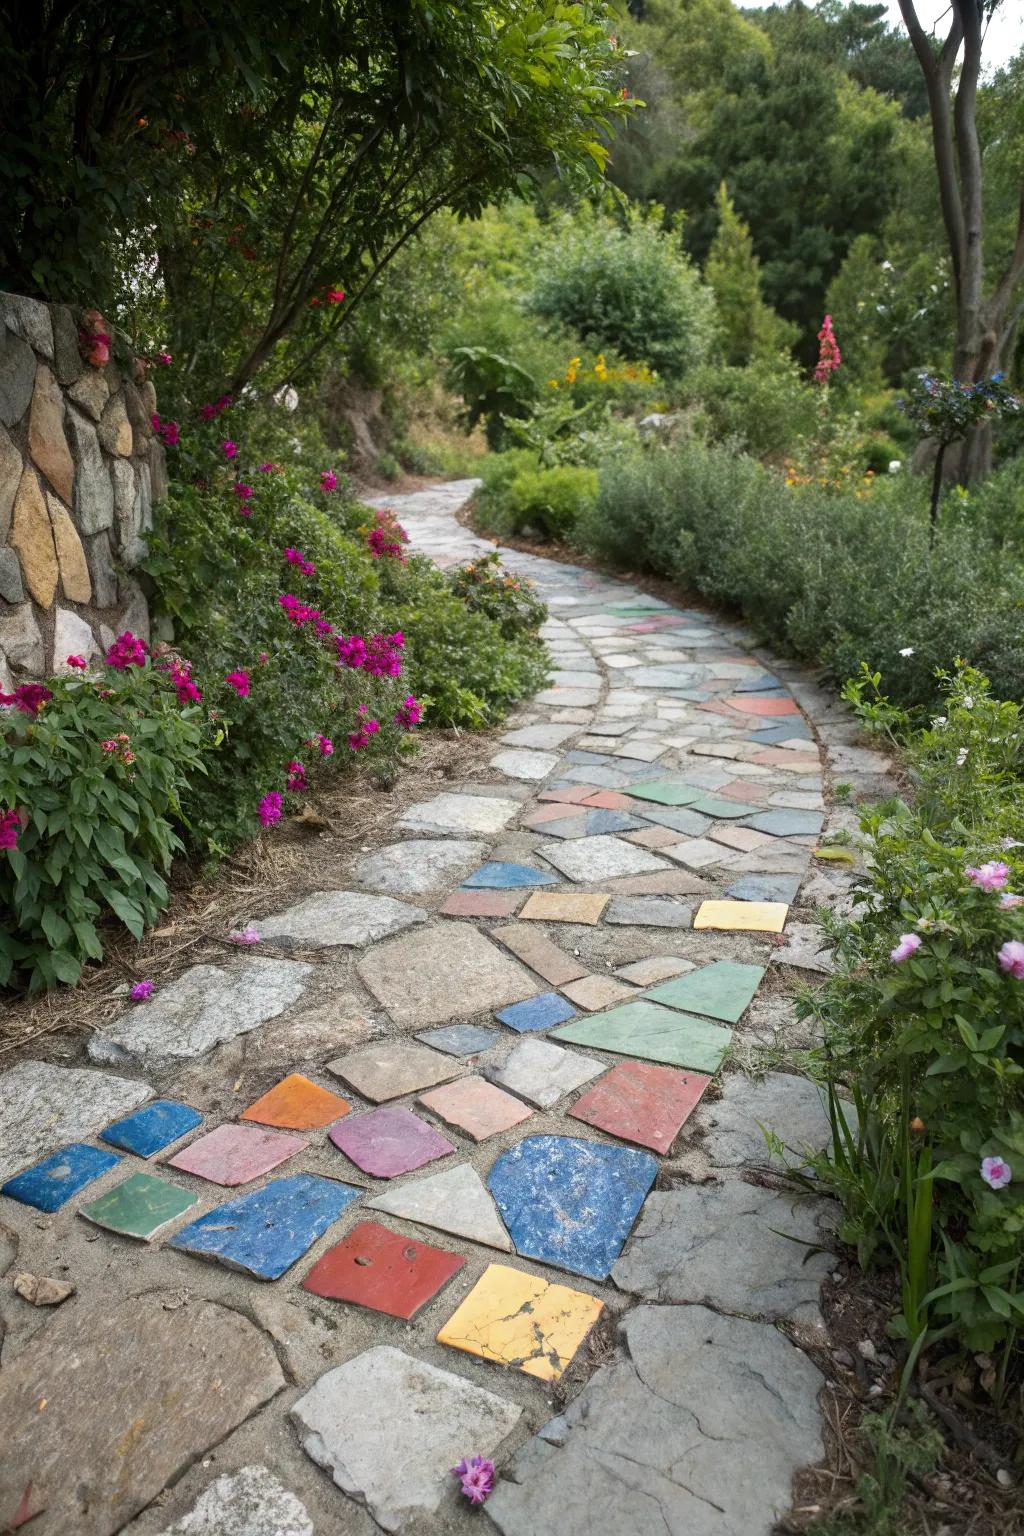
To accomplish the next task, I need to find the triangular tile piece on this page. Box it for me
[642,959,764,1023]
[241,1073,350,1129]
[366,1162,512,1251]
[461,862,558,889]
[551,1002,732,1074]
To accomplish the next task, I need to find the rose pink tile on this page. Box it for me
[329,1106,454,1179]
[167,1123,307,1186]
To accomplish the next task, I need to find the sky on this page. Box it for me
[738,2,1024,71]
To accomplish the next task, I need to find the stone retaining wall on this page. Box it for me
[0,292,164,687]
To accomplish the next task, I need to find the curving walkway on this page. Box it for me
[0,482,897,1536]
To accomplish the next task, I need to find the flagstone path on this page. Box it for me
[0,480,898,1535]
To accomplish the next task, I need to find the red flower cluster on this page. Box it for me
[814,314,841,384]
[0,683,53,715]
[105,631,148,670]
[200,394,233,421]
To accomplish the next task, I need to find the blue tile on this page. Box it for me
[741,810,824,837]
[583,810,645,836]
[461,861,558,890]
[488,1135,657,1281]
[416,1024,502,1057]
[639,807,712,836]
[2,1143,121,1212]
[170,1174,361,1280]
[100,1099,203,1158]
[725,873,803,904]
[496,993,578,1033]
[732,673,784,694]
[745,722,811,745]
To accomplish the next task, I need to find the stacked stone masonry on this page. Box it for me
[0,291,163,687]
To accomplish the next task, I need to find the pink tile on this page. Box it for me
[717,781,771,803]
[330,1106,454,1178]
[538,786,597,804]
[581,791,633,810]
[167,1123,307,1186]
[522,803,583,827]
[724,695,801,717]
[419,1077,533,1141]
[440,890,522,918]
[569,1061,711,1154]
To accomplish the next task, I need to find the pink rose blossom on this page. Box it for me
[890,933,922,963]
[130,980,154,1002]
[997,940,1024,978]
[965,861,1010,892]
[981,1156,1012,1190]
[258,791,283,827]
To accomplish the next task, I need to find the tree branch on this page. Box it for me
[897,0,967,293]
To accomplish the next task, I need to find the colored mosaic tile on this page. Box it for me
[2,1143,120,1213]
[170,1174,361,1280]
[568,1060,711,1153]
[725,873,803,904]
[329,1106,454,1179]
[625,780,705,807]
[100,1099,202,1158]
[624,825,684,849]
[581,790,634,810]
[605,897,692,928]
[440,889,523,918]
[732,672,783,693]
[538,835,669,882]
[741,810,825,838]
[552,1002,733,1074]
[487,1135,657,1281]
[642,959,765,1023]
[518,891,610,925]
[694,899,789,934]
[495,992,578,1033]
[687,795,755,820]
[560,975,637,1010]
[663,837,731,870]
[302,1220,465,1319]
[461,861,558,889]
[537,786,597,804]
[489,924,588,985]
[240,1073,350,1130]
[167,1123,307,1186]
[724,694,800,716]
[637,806,712,836]
[488,1037,603,1109]
[357,925,540,1027]
[708,824,773,852]
[415,1024,502,1057]
[79,1170,198,1241]
[327,1041,460,1102]
[614,955,695,985]
[367,1163,512,1252]
[419,1076,533,1141]
[521,804,584,829]
[437,1262,604,1382]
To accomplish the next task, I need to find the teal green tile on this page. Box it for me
[688,796,755,819]
[627,781,705,807]
[641,960,764,1023]
[551,1002,732,1073]
[80,1171,198,1241]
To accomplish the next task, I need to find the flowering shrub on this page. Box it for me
[0,656,206,991]
[803,665,1024,1355]
[448,551,547,638]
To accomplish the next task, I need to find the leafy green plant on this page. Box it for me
[0,665,207,991]
[500,464,600,540]
[898,373,1022,533]
[448,551,548,638]
[447,346,538,449]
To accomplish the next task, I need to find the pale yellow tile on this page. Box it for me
[437,1263,603,1381]
[693,900,789,934]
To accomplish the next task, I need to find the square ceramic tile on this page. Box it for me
[327,1042,461,1103]
[329,1106,454,1178]
[568,1061,711,1153]
[614,956,695,986]
[436,1262,603,1381]
[518,891,610,925]
[626,780,705,807]
[2,1144,120,1212]
[170,1174,361,1280]
[167,1123,307,1186]
[693,900,788,934]
[100,1100,202,1158]
[241,1074,350,1130]
[79,1171,198,1241]
[495,992,577,1033]
[641,960,765,1023]
[560,975,637,1011]
[418,1077,533,1142]
[302,1220,465,1318]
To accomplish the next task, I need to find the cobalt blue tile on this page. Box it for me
[461,861,558,890]
[496,992,578,1033]
[170,1174,361,1280]
[488,1135,657,1281]
[725,873,803,904]
[100,1099,203,1158]
[2,1143,121,1212]
[583,810,645,836]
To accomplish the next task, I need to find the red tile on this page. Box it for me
[522,803,583,827]
[568,1060,711,1154]
[302,1220,465,1319]
[441,890,522,918]
[724,694,801,717]
[581,791,632,810]
[539,786,597,804]
[697,700,748,719]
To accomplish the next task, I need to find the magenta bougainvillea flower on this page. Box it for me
[225,670,250,698]
[222,440,238,459]
[229,924,261,945]
[279,593,322,628]
[0,809,21,850]
[130,980,155,1002]
[890,933,922,963]
[320,469,337,492]
[105,631,148,670]
[157,351,173,365]
[284,546,316,576]
[395,694,421,729]
[981,1156,1012,1190]
[451,1457,495,1506]
[66,654,87,669]
[160,659,201,705]
[326,288,345,304]
[997,940,1024,978]
[286,760,307,791]
[258,791,283,827]
[966,861,1010,891]
[235,482,254,501]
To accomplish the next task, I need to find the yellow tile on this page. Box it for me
[437,1262,603,1381]
[693,900,788,934]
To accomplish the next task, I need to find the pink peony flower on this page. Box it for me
[320,469,337,492]
[225,669,250,698]
[67,654,87,669]
[229,924,261,945]
[0,809,21,850]
[965,861,1010,892]
[451,1457,495,1506]
[222,440,238,459]
[105,630,148,670]
[130,980,154,1002]
[981,1156,1012,1190]
[997,940,1024,978]
[258,791,283,827]
[890,933,922,963]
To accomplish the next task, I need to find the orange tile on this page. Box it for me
[724,695,801,717]
[240,1072,350,1130]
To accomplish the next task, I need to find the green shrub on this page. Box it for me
[0,664,207,991]
[448,551,548,638]
[474,448,542,525]
[527,204,716,378]
[500,464,599,540]
[686,355,816,459]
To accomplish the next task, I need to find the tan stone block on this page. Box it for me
[68,369,109,421]
[46,490,91,603]
[10,468,58,606]
[98,392,133,456]
[28,364,75,503]
[0,422,19,542]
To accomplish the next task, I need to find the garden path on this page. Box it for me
[0,481,897,1536]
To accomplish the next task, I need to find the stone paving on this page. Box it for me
[0,480,895,1535]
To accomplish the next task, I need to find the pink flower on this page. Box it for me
[279,593,321,628]
[813,313,841,383]
[0,809,21,851]
[151,412,161,431]
[326,288,345,304]
[5,683,53,715]
[981,1156,1012,1190]
[320,469,337,492]
[966,861,1010,892]
[225,669,250,698]
[336,634,367,669]
[235,482,254,501]
[130,980,154,1002]
[105,630,148,670]
[999,893,1024,909]
[284,547,315,574]
[222,440,238,459]
[259,652,269,664]
[451,1457,495,1506]
[160,419,180,447]
[101,739,118,752]
[367,526,406,560]
[316,735,333,756]
[67,654,87,669]
[286,760,307,791]
[157,351,173,365]
[395,694,421,729]
[200,402,217,421]
[161,659,201,705]
[258,791,283,827]
[259,462,275,473]
[997,940,1024,978]
[890,933,922,963]
[229,924,261,945]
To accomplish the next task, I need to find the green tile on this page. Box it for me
[79,1171,198,1242]
[627,780,705,807]
[688,796,754,820]
[551,1002,732,1073]
[641,960,764,1024]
